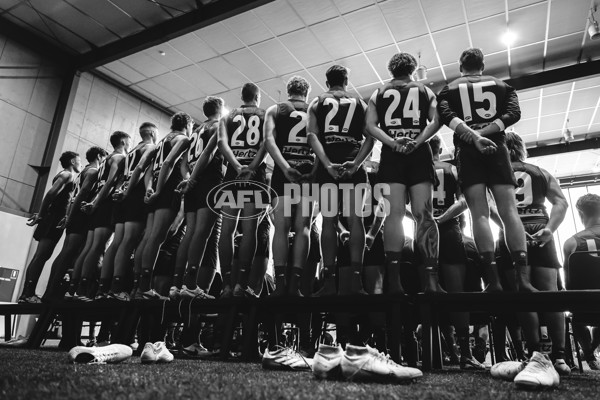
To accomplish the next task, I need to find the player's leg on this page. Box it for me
[77,227,112,298]
[67,230,94,297]
[111,220,144,297]
[132,213,153,296]
[96,223,124,297]
[490,184,535,292]
[409,182,444,293]
[463,183,503,292]
[313,213,338,296]
[172,211,196,290]
[270,196,293,296]
[19,238,59,300]
[43,233,85,300]
[382,183,407,294]
[217,205,240,297]
[196,214,220,292]
[340,186,367,295]
[138,208,176,294]
[289,198,313,296]
[248,216,270,296]
[234,201,260,294]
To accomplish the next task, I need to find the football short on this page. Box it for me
[438,218,467,266]
[364,232,384,266]
[90,200,115,230]
[377,145,436,187]
[65,208,89,236]
[115,184,147,224]
[150,174,182,212]
[33,210,65,242]
[497,223,561,270]
[454,133,517,190]
[271,161,313,197]
[184,177,222,213]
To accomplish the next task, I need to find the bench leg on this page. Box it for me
[420,303,432,371]
[4,314,11,341]
[431,312,443,369]
[388,302,402,363]
[241,304,259,361]
[220,304,238,359]
[27,308,54,349]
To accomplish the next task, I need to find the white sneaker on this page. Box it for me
[554,359,571,376]
[587,356,600,371]
[68,344,132,364]
[514,352,560,389]
[341,345,422,382]
[491,361,526,381]
[182,343,211,358]
[262,347,313,371]
[180,285,215,300]
[141,342,174,364]
[312,344,344,379]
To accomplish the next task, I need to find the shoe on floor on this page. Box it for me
[68,344,132,364]
[141,289,169,301]
[110,291,130,302]
[141,342,174,364]
[262,347,313,371]
[73,293,93,302]
[182,343,212,358]
[491,360,526,381]
[220,285,233,299]
[460,355,487,370]
[180,285,215,300]
[232,283,246,297]
[169,286,180,300]
[514,352,559,389]
[312,344,344,379]
[586,356,600,371]
[0,335,28,347]
[243,287,260,299]
[19,295,42,304]
[554,359,571,376]
[63,292,74,301]
[341,345,422,382]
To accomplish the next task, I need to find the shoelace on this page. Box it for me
[273,346,311,368]
[89,351,119,364]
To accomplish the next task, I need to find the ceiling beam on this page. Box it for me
[0,16,76,67]
[527,135,600,158]
[75,0,274,71]
[505,59,600,91]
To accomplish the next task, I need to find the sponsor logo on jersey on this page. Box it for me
[282,145,313,157]
[232,149,258,160]
[323,135,360,145]
[387,128,420,140]
[208,180,277,220]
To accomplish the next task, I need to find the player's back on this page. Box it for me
[573,229,600,253]
[151,133,186,186]
[187,120,223,180]
[274,100,314,165]
[50,170,75,212]
[442,75,511,130]
[315,90,364,163]
[432,160,458,217]
[375,80,431,151]
[511,161,548,224]
[225,105,265,166]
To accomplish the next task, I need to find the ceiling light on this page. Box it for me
[501,30,517,46]
[415,53,427,81]
[563,128,573,142]
[589,7,600,40]
[158,50,166,56]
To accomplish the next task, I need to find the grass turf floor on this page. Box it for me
[1,348,600,400]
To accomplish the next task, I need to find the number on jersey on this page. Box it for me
[383,87,420,127]
[433,169,446,206]
[188,127,205,162]
[231,115,261,147]
[458,81,497,122]
[514,171,533,207]
[288,110,308,143]
[324,97,357,133]
[153,142,165,172]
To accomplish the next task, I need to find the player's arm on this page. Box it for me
[153,136,190,196]
[87,155,124,212]
[122,144,157,199]
[411,89,441,151]
[307,98,340,178]
[264,106,295,175]
[348,99,375,169]
[365,90,401,150]
[218,119,244,174]
[436,197,468,224]
[66,169,96,225]
[28,172,71,226]
[563,237,578,287]
[480,83,521,135]
[532,169,568,246]
[246,141,267,173]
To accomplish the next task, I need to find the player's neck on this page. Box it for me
[242,101,258,107]
[288,95,306,102]
[392,75,412,83]
[113,146,126,154]
[462,70,483,77]
[328,85,345,92]
[584,220,600,230]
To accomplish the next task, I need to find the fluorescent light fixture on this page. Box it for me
[501,30,517,46]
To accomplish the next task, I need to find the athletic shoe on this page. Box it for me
[220,285,233,299]
[141,289,169,301]
[68,344,132,364]
[182,343,212,358]
[141,342,174,364]
[73,293,93,302]
[513,351,559,389]
[460,355,487,370]
[110,291,130,302]
[63,292,74,301]
[243,287,260,299]
[232,283,246,297]
[169,286,180,300]
[587,357,600,371]
[94,292,108,301]
[18,295,42,304]
[312,344,344,379]
[554,359,570,375]
[0,335,28,347]
[491,360,526,381]
[262,347,313,371]
[180,285,215,300]
[341,345,422,382]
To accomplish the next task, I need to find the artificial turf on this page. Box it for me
[1,348,599,400]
